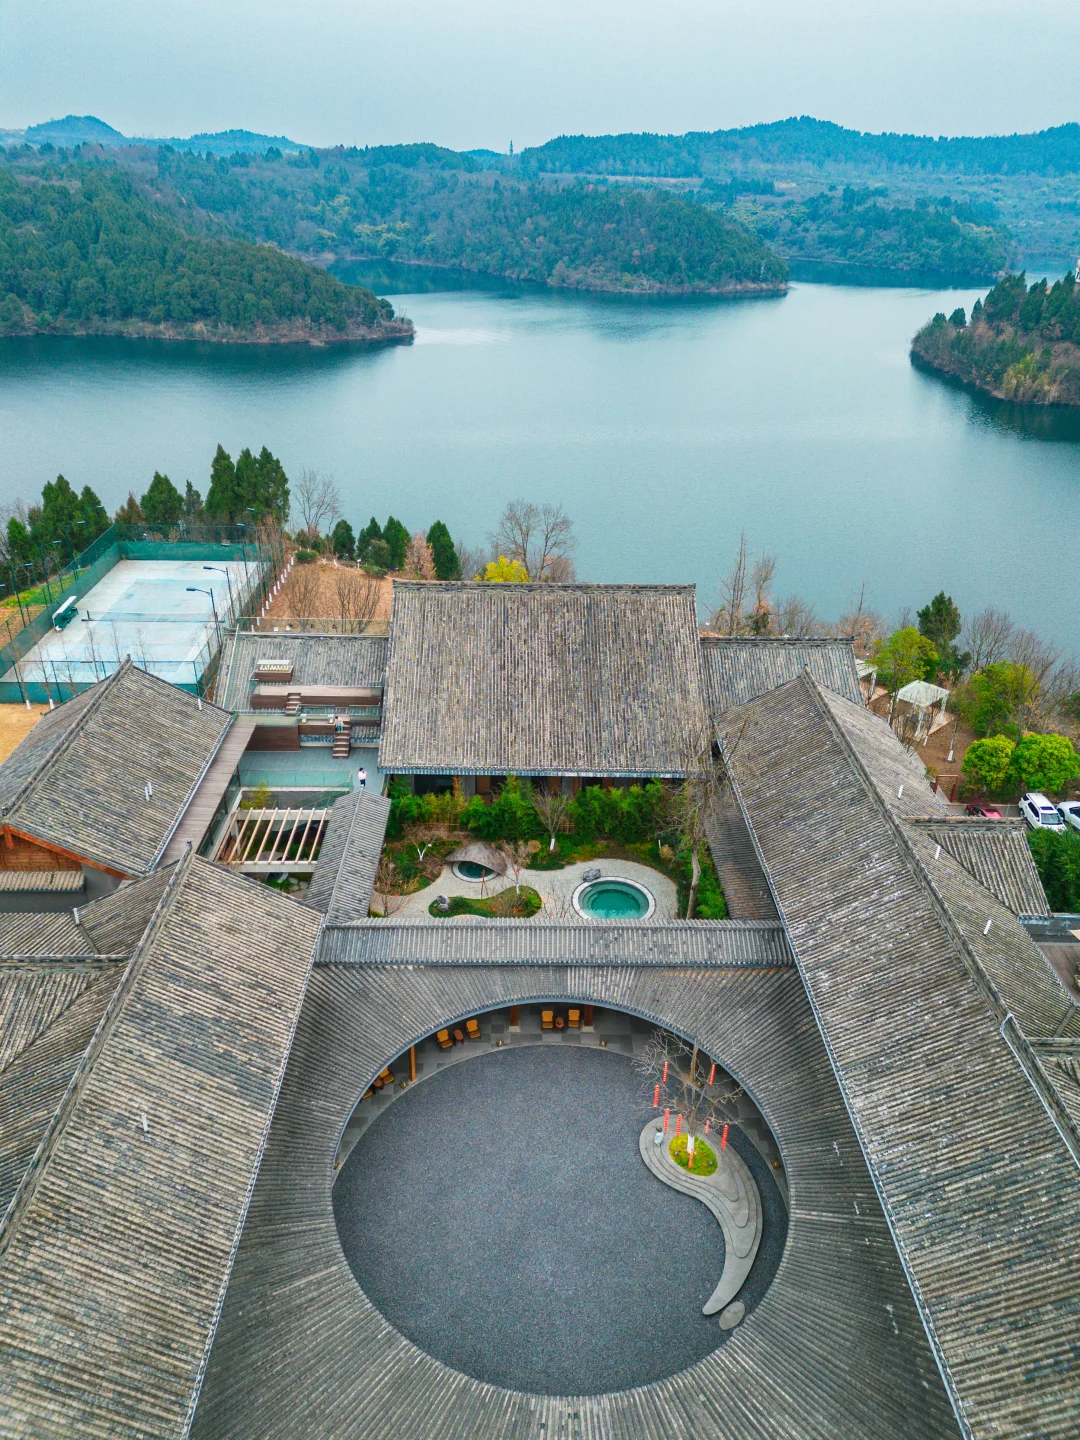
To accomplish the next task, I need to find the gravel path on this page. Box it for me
[333,1045,786,1394]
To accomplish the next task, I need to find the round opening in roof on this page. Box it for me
[572,876,655,920]
[332,1037,787,1394]
[452,860,499,883]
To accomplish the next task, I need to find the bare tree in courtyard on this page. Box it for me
[285,560,324,621]
[634,1030,745,1165]
[964,606,1015,673]
[663,721,730,919]
[292,469,341,539]
[374,855,408,917]
[531,786,573,852]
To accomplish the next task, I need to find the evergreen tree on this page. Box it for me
[36,475,82,548]
[234,447,259,522]
[140,472,184,527]
[6,517,33,564]
[205,444,238,522]
[356,516,382,561]
[331,518,355,558]
[917,591,969,678]
[79,485,110,540]
[427,519,460,580]
[383,515,410,571]
[253,446,290,524]
[183,481,203,522]
[114,492,145,525]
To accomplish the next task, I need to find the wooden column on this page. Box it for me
[409,1045,416,1081]
[509,1005,521,1032]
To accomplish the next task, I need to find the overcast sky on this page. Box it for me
[3,0,1078,150]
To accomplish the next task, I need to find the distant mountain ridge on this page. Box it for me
[1,114,302,156]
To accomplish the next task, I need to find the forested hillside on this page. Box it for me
[0,162,409,342]
[4,144,786,296]
[912,272,1080,405]
[735,187,1012,283]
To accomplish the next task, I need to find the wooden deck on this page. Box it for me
[160,718,257,866]
[217,806,330,873]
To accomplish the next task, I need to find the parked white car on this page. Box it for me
[1057,800,1080,834]
[1019,792,1067,830]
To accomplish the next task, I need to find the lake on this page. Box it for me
[1,272,1078,651]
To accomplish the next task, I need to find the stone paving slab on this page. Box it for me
[385,857,678,920]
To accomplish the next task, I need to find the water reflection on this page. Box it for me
[910,353,1080,444]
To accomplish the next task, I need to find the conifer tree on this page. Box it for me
[114,493,145,525]
[37,475,82,547]
[183,481,203,522]
[383,515,410,571]
[234,447,258,521]
[140,472,184,527]
[253,446,290,523]
[356,517,382,561]
[427,519,460,580]
[331,518,356,559]
[79,485,110,540]
[205,445,238,521]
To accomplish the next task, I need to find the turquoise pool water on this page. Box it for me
[575,878,653,919]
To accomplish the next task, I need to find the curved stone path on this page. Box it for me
[639,1119,763,1317]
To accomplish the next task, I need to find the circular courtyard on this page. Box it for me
[332,1042,787,1395]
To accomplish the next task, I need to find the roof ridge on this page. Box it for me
[0,659,132,820]
[0,850,192,1253]
[700,633,857,645]
[391,580,697,593]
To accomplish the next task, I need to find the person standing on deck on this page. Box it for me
[357,767,367,790]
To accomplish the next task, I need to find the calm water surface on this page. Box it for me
[1,276,1077,649]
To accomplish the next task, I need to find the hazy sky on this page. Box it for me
[3,0,1078,150]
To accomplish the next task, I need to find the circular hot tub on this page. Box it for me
[572,875,656,920]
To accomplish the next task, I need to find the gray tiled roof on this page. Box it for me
[718,673,1080,1440]
[0,911,92,957]
[219,631,388,713]
[306,791,390,923]
[0,662,234,876]
[318,917,794,966]
[379,582,708,776]
[192,928,954,1440]
[701,634,862,713]
[0,855,323,1440]
[910,819,1051,917]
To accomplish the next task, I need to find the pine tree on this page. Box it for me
[383,515,410,571]
[331,518,356,558]
[79,485,110,540]
[427,519,460,580]
[205,445,238,522]
[36,475,82,548]
[6,517,33,564]
[234,447,259,521]
[253,447,290,524]
[356,517,382,561]
[183,481,203,522]
[140,472,184,527]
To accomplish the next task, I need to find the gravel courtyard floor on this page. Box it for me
[333,1044,786,1394]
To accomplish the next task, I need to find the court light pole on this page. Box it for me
[203,565,235,627]
[186,586,222,653]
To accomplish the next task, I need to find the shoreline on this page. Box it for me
[0,317,415,348]
[911,338,1080,409]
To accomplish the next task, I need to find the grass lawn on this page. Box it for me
[670,1134,718,1176]
[428,886,542,919]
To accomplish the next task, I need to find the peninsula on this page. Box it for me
[0,166,411,345]
[911,272,1080,406]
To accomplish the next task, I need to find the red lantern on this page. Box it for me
[663,1107,670,1133]
[704,1118,710,1135]
[676,1114,683,1137]
[662,1060,668,1083]
[721,1124,729,1152]
[708,1063,716,1085]
[653,1084,660,1108]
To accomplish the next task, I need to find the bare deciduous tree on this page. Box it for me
[490,500,577,581]
[965,606,1015,673]
[774,593,820,638]
[1009,626,1061,688]
[454,540,488,581]
[499,838,534,894]
[663,722,729,918]
[633,1030,745,1161]
[285,560,324,620]
[291,469,341,538]
[837,583,887,659]
[711,533,749,635]
[531,787,573,851]
[334,568,382,632]
[748,552,777,634]
[374,855,408,917]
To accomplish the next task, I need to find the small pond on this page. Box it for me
[573,876,656,920]
[452,860,499,882]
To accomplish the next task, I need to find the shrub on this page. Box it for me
[294,548,317,564]
[1009,732,1080,795]
[962,735,1015,794]
[463,775,543,842]
[954,662,1038,737]
[1027,828,1080,911]
[568,782,665,843]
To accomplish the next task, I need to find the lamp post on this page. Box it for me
[203,565,235,627]
[186,586,222,653]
